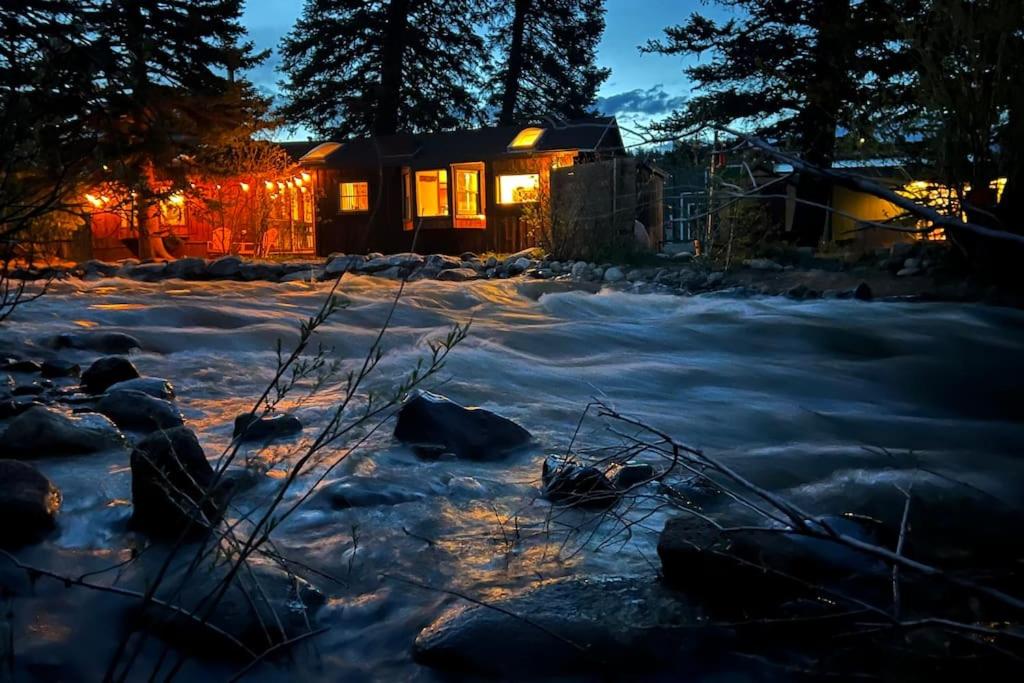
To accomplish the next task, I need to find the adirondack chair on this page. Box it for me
[207,228,231,255]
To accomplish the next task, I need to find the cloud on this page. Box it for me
[595,85,685,118]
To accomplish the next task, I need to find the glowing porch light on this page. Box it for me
[169,193,185,206]
[301,172,311,183]
[277,181,284,191]
[293,176,303,187]
[239,182,250,192]
[300,186,307,193]
[264,180,274,191]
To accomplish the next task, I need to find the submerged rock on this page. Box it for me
[315,475,427,509]
[0,398,44,420]
[852,281,873,301]
[97,389,184,432]
[106,376,175,400]
[0,459,61,548]
[1,406,125,457]
[394,391,532,460]
[130,426,224,537]
[232,412,302,442]
[40,359,80,378]
[541,456,618,508]
[1,359,41,373]
[414,577,718,678]
[53,331,142,354]
[81,356,140,394]
[611,462,658,489]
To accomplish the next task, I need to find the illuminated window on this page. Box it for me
[339,181,368,212]
[416,170,449,217]
[496,173,540,204]
[509,127,544,150]
[453,163,484,217]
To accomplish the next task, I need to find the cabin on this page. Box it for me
[73,117,652,261]
[299,117,627,256]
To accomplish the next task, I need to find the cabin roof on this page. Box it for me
[300,117,623,169]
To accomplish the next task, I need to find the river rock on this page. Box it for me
[232,412,302,442]
[106,376,175,400]
[0,460,61,548]
[414,576,718,678]
[130,426,224,537]
[1,406,125,457]
[96,389,184,432]
[611,462,658,489]
[394,391,532,460]
[40,359,80,378]
[603,266,625,283]
[315,475,427,509]
[387,253,425,269]
[12,382,46,396]
[324,254,365,276]
[164,257,208,280]
[852,281,873,301]
[541,457,618,508]
[436,267,478,282]
[81,356,140,393]
[280,268,323,283]
[239,261,284,281]
[128,262,167,281]
[1,359,41,373]
[570,261,588,278]
[743,258,784,272]
[207,255,243,278]
[54,331,142,354]
[0,398,44,420]
[658,514,888,600]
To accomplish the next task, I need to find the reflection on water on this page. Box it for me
[3,275,1024,681]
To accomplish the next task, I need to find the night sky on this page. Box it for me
[241,0,729,139]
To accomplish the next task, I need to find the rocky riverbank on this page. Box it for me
[7,240,1018,307]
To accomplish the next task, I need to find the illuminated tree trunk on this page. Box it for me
[498,0,531,126]
[136,159,159,260]
[375,0,410,135]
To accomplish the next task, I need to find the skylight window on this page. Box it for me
[508,127,544,150]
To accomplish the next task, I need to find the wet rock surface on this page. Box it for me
[1,406,125,457]
[129,427,223,537]
[0,459,61,548]
[81,356,140,394]
[105,376,176,400]
[232,412,302,442]
[541,456,619,508]
[315,475,428,509]
[394,391,532,460]
[96,389,184,432]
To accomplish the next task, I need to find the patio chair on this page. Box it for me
[207,227,231,255]
[256,228,278,258]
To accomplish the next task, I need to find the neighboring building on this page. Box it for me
[299,117,627,256]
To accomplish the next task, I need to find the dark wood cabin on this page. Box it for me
[299,117,626,256]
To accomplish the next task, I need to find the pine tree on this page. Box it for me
[488,0,610,125]
[278,0,486,138]
[84,0,266,258]
[643,0,915,245]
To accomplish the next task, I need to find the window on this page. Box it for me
[453,163,485,229]
[509,127,544,150]
[339,181,368,212]
[415,170,449,217]
[496,173,540,204]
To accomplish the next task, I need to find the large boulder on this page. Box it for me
[105,376,175,400]
[1,406,125,457]
[40,359,81,378]
[436,267,479,282]
[164,257,207,280]
[394,391,532,460]
[0,459,61,548]
[207,255,243,278]
[239,261,284,281]
[81,356,140,393]
[130,426,224,537]
[96,389,184,432]
[324,254,366,276]
[414,577,719,678]
[232,412,302,443]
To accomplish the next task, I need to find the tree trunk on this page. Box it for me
[498,0,531,126]
[136,159,159,260]
[790,0,851,247]
[376,0,411,135]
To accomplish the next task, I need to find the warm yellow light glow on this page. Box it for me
[277,181,284,191]
[496,173,540,204]
[509,127,544,149]
[991,177,1007,203]
[301,172,312,183]
[339,181,369,212]
[264,180,274,191]
[293,176,303,187]
[300,186,308,193]
[416,170,449,217]
[239,182,250,192]
[84,193,103,208]
[100,195,110,204]
[454,166,482,217]
[168,193,185,206]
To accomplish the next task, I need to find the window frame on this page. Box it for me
[452,162,486,229]
[338,180,369,213]
[495,173,541,205]
[414,169,450,218]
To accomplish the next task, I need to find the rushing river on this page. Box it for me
[3,275,1024,681]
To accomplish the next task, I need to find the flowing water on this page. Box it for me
[3,276,1024,681]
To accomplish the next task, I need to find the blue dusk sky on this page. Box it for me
[241,0,729,139]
